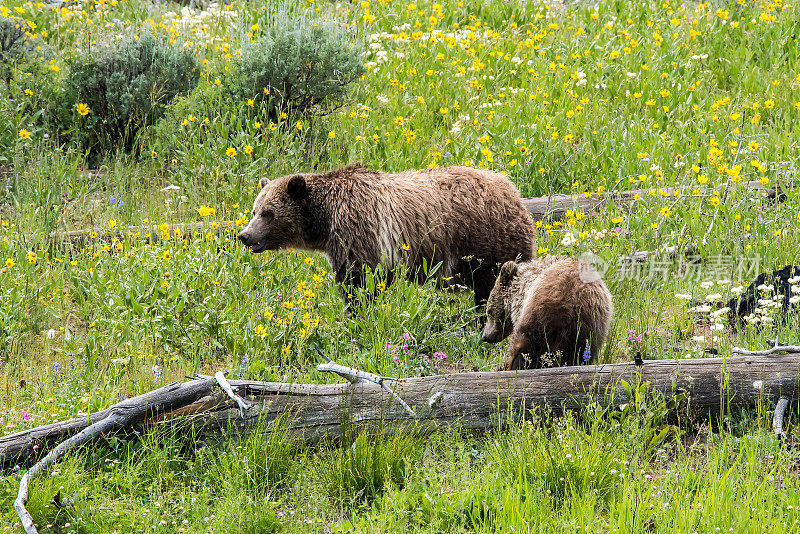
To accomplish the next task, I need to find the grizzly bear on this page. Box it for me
[238,163,535,307]
[481,256,613,369]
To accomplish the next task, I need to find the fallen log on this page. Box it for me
[521,179,776,221]
[3,353,800,469]
[11,179,780,249]
[26,220,241,250]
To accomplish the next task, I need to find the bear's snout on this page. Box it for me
[482,322,501,343]
[238,229,269,253]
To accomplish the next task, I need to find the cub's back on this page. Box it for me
[517,258,610,318]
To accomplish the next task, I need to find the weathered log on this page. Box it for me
[521,179,774,221]
[14,179,779,250]
[3,353,800,469]
[30,220,240,250]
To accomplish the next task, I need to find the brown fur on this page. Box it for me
[482,256,613,369]
[238,164,535,306]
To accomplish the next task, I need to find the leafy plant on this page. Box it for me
[54,31,200,155]
[234,15,364,118]
[0,16,38,94]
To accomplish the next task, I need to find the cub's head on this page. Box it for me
[481,261,518,343]
[238,174,312,253]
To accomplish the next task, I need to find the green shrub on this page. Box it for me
[235,16,364,118]
[0,16,39,94]
[55,31,200,154]
[0,16,49,98]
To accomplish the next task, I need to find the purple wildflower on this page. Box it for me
[581,340,592,363]
[626,330,642,342]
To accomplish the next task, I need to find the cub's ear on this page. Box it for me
[498,261,519,284]
[286,175,307,199]
[259,177,271,189]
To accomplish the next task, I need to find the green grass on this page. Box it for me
[2,0,800,531]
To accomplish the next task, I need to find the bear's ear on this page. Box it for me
[286,175,307,200]
[498,261,519,284]
[259,177,271,189]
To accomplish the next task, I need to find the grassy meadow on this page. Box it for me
[2,0,800,531]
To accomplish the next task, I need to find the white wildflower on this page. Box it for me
[561,232,577,246]
[710,307,730,318]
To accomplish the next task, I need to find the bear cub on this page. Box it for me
[238,163,535,307]
[482,256,613,370]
